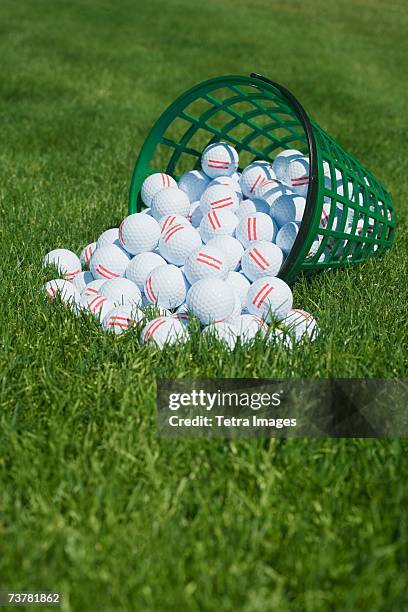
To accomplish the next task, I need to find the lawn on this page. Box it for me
[0,0,407,610]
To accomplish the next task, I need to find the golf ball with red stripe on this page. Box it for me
[246,277,293,322]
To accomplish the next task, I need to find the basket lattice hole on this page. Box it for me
[150,143,178,173]
[162,117,193,146]
[246,133,273,153]
[269,126,299,143]
[226,123,255,143]
[229,100,258,115]
[238,149,256,169]
[174,151,201,177]
[210,87,236,102]
[186,127,217,154]
[206,109,236,131]
[183,98,213,120]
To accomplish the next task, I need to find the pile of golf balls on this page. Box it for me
[43,143,320,350]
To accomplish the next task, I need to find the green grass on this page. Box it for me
[1,0,407,610]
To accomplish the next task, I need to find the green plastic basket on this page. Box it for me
[129,73,395,283]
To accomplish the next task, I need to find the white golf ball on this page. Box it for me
[256,181,294,204]
[79,242,97,268]
[202,321,238,350]
[235,212,276,247]
[150,187,190,220]
[199,210,238,243]
[184,245,229,285]
[246,276,293,322]
[101,305,144,335]
[141,173,177,207]
[186,278,235,325]
[209,175,242,202]
[43,249,81,281]
[270,194,306,227]
[125,251,166,290]
[206,235,244,271]
[44,279,80,307]
[281,309,318,341]
[200,184,239,214]
[178,169,210,202]
[276,222,300,256]
[144,264,187,309]
[235,199,257,219]
[72,271,94,292]
[158,214,190,234]
[272,149,303,181]
[80,278,105,299]
[96,228,120,249]
[90,244,130,280]
[99,277,142,307]
[239,162,276,198]
[158,223,202,266]
[225,271,251,306]
[119,213,160,255]
[241,241,283,281]
[283,156,310,197]
[201,142,239,178]
[235,314,268,342]
[80,293,115,321]
[141,316,188,349]
[305,237,322,261]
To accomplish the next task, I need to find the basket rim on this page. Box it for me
[129,73,319,283]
